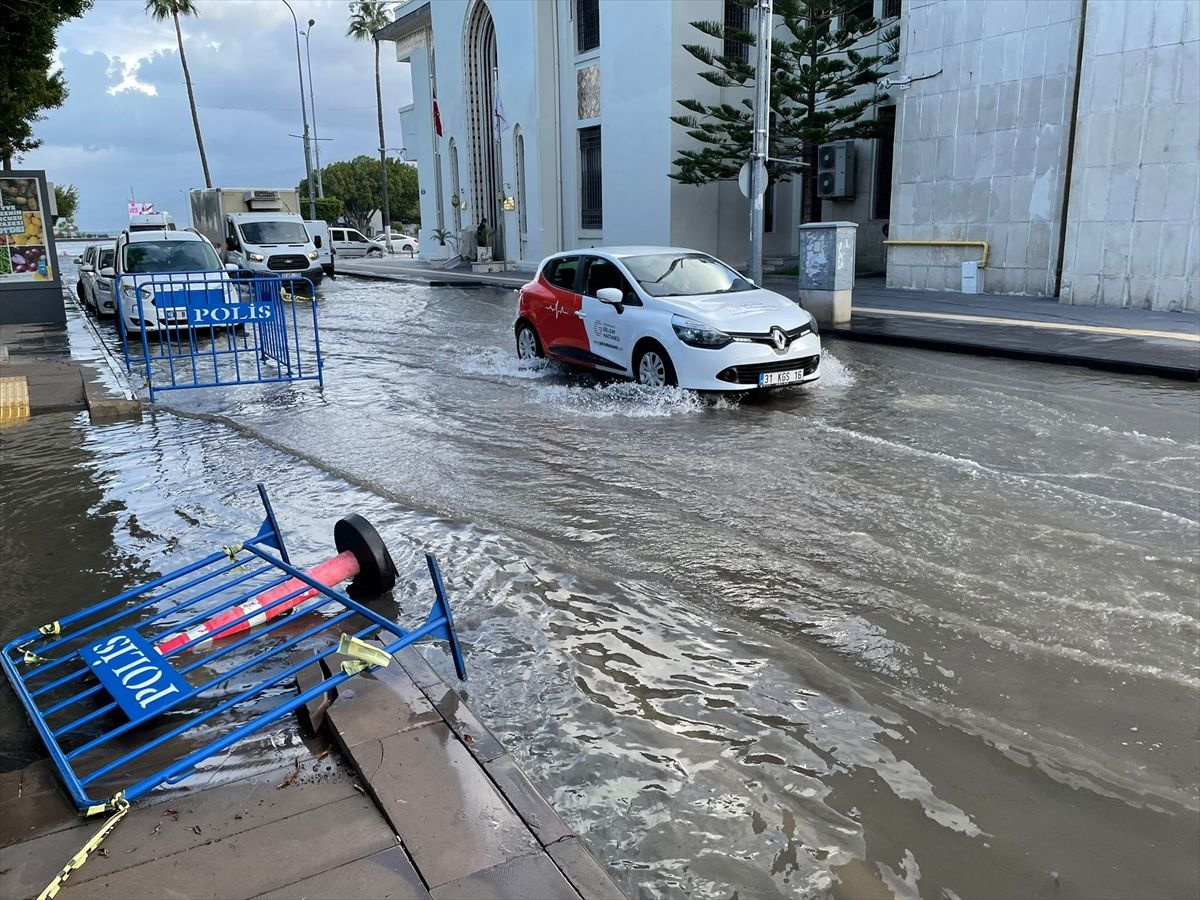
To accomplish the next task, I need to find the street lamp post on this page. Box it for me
[282,0,316,219]
[301,19,324,198]
[747,0,774,286]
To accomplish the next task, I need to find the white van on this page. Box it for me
[330,227,385,259]
[129,211,177,232]
[304,220,334,277]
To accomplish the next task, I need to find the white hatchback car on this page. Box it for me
[515,247,821,391]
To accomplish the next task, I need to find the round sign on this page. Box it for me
[738,159,768,198]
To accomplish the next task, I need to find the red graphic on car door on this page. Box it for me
[536,257,588,358]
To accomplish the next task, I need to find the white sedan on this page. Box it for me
[514,247,821,391]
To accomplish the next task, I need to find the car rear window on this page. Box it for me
[543,256,580,291]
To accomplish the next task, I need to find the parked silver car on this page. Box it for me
[77,244,116,316]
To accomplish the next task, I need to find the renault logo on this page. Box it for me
[770,327,788,351]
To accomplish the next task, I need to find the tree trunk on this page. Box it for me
[374,39,392,243]
[174,11,211,189]
[1,151,11,170]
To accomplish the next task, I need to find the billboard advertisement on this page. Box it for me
[0,176,54,283]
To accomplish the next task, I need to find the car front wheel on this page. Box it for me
[367,247,383,258]
[634,344,677,388]
[516,322,543,360]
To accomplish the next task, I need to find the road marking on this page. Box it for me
[854,307,1200,343]
[0,375,31,423]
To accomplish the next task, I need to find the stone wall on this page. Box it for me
[1059,0,1200,311]
[888,0,1081,295]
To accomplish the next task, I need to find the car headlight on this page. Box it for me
[807,316,819,336]
[307,251,319,260]
[247,252,265,262]
[672,315,732,349]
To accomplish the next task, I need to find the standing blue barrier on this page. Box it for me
[115,271,324,402]
[1,485,467,815]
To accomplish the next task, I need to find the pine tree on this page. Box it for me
[671,0,899,223]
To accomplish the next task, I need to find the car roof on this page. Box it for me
[545,246,705,262]
[125,229,207,243]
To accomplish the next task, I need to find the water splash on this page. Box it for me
[530,382,739,418]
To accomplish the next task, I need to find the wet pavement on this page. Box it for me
[2,254,1198,899]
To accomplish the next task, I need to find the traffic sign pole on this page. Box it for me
[748,0,774,286]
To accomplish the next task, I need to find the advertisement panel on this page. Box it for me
[0,176,54,283]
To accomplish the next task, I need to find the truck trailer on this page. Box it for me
[189,188,323,287]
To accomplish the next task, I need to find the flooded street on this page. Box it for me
[3,264,1198,898]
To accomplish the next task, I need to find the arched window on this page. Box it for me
[448,138,462,234]
[514,128,527,257]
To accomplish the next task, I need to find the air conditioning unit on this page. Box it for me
[816,140,857,199]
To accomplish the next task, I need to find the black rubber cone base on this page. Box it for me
[334,514,398,596]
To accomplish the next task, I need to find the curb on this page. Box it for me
[824,326,1200,382]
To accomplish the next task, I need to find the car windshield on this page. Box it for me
[238,220,309,245]
[123,240,221,273]
[621,253,753,297]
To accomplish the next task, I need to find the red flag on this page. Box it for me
[433,97,443,138]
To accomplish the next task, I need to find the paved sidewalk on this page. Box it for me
[339,258,1199,381]
[339,256,528,289]
[793,277,1199,381]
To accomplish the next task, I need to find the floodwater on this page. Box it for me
[2,259,1198,899]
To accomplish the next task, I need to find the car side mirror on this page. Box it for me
[80,263,94,273]
[313,235,322,248]
[596,287,624,306]
[73,256,83,264]
[225,262,240,271]
[99,266,115,278]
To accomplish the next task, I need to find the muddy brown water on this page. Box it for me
[2,260,1197,898]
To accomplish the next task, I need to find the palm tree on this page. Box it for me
[145,0,212,188]
[347,0,393,248]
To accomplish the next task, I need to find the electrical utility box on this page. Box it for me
[816,140,857,199]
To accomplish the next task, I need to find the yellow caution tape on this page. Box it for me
[340,659,370,677]
[23,650,48,665]
[337,634,392,669]
[38,793,130,900]
[39,621,62,637]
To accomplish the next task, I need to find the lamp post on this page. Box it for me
[282,0,316,219]
[301,18,324,198]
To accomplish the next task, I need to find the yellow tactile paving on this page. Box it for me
[855,307,1200,343]
[0,375,31,423]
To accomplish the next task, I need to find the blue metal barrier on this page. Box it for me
[2,485,467,815]
[115,271,324,402]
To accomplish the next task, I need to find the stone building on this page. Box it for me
[377,0,901,271]
[888,0,1199,310]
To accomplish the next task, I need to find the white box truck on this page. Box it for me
[189,188,323,286]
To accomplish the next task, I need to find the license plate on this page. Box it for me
[758,369,804,387]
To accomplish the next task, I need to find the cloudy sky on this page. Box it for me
[20,0,413,231]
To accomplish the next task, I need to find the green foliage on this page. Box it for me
[0,0,92,168]
[299,196,345,224]
[432,228,456,247]
[346,0,391,40]
[671,0,898,221]
[54,183,79,221]
[144,0,198,21]
[297,156,419,234]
